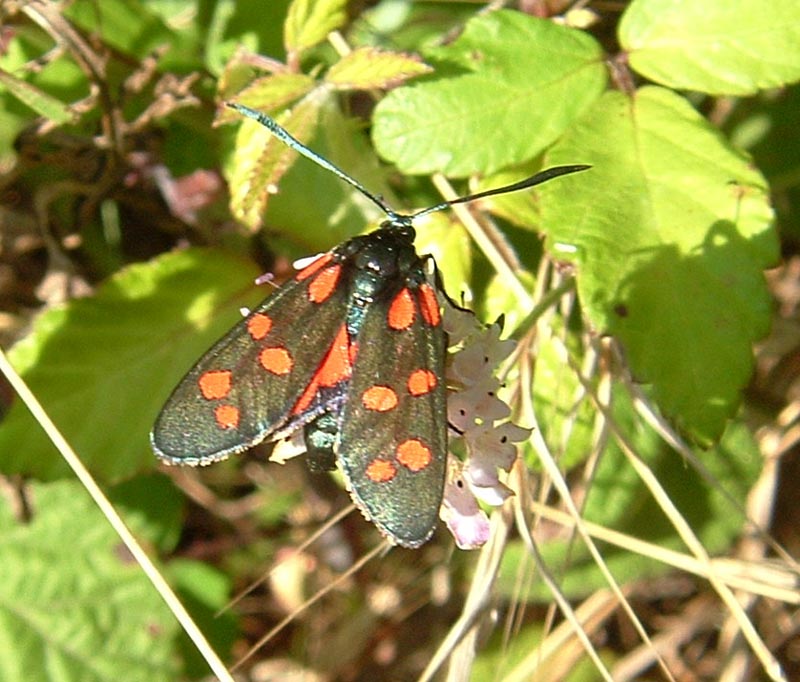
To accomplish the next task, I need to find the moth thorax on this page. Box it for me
[351,268,387,303]
[354,241,400,278]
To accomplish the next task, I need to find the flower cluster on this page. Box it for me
[439,303,529,549]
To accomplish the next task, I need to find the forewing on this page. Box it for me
[151,255,350,465]
[337,278,447,547]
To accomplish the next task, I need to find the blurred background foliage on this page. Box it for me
[0,1,798,681]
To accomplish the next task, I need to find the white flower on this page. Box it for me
[449,321,515,386]
[441,314,530,549]
[440,457,491,550]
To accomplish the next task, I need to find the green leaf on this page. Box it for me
[620,0,800,95]
[204,0,290,75]
[0,249,262,482]
[284,0,348,54]
[0,68,73,123]
[528,328,598,472]
[372,10,606,176]
[109,474,186,553]
[352,2,478,55]
[218,72,315,125]
[0,479,179,681]
[325,47,432,90]
[541,86,779,443]
[471,619,603,681]
[64,0,194,68]
[0,24,86,144]
[470,622,545,681]
[167,559,237,678]
[228,94,323,230]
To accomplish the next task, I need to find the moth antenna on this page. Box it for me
[228,102,589,224]
[227,102,398,219]
[412,164,591,220]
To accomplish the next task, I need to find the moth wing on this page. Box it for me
[151,256,350,465]
[337,278,447,547]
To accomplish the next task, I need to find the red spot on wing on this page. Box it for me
[198,370,232,400]
[247,313,272,340]
[407,369,437,396]
[308,264,341,303]
[214,404,240,429]
[362,385,398,412]
[388,288,415,330]
[396,439,432,472]
[291,324,353,415]
[317,324,352,387]
[296,253,333,281]
[292,377,319,415]
[366,458,396,483]
[259,347,293,375]
[418,284,441,326]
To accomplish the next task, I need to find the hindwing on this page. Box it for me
[337,269,447,548]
